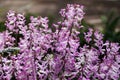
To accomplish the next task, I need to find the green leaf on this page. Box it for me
[0,22,6,32]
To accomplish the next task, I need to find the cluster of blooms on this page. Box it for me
[0,4,120,80]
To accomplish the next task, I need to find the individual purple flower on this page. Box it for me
[84,28,93,43]
[0,33,5,50]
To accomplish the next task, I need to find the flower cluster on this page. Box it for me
[0,4,120,80]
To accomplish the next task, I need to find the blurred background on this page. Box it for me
[0,0,120,43]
